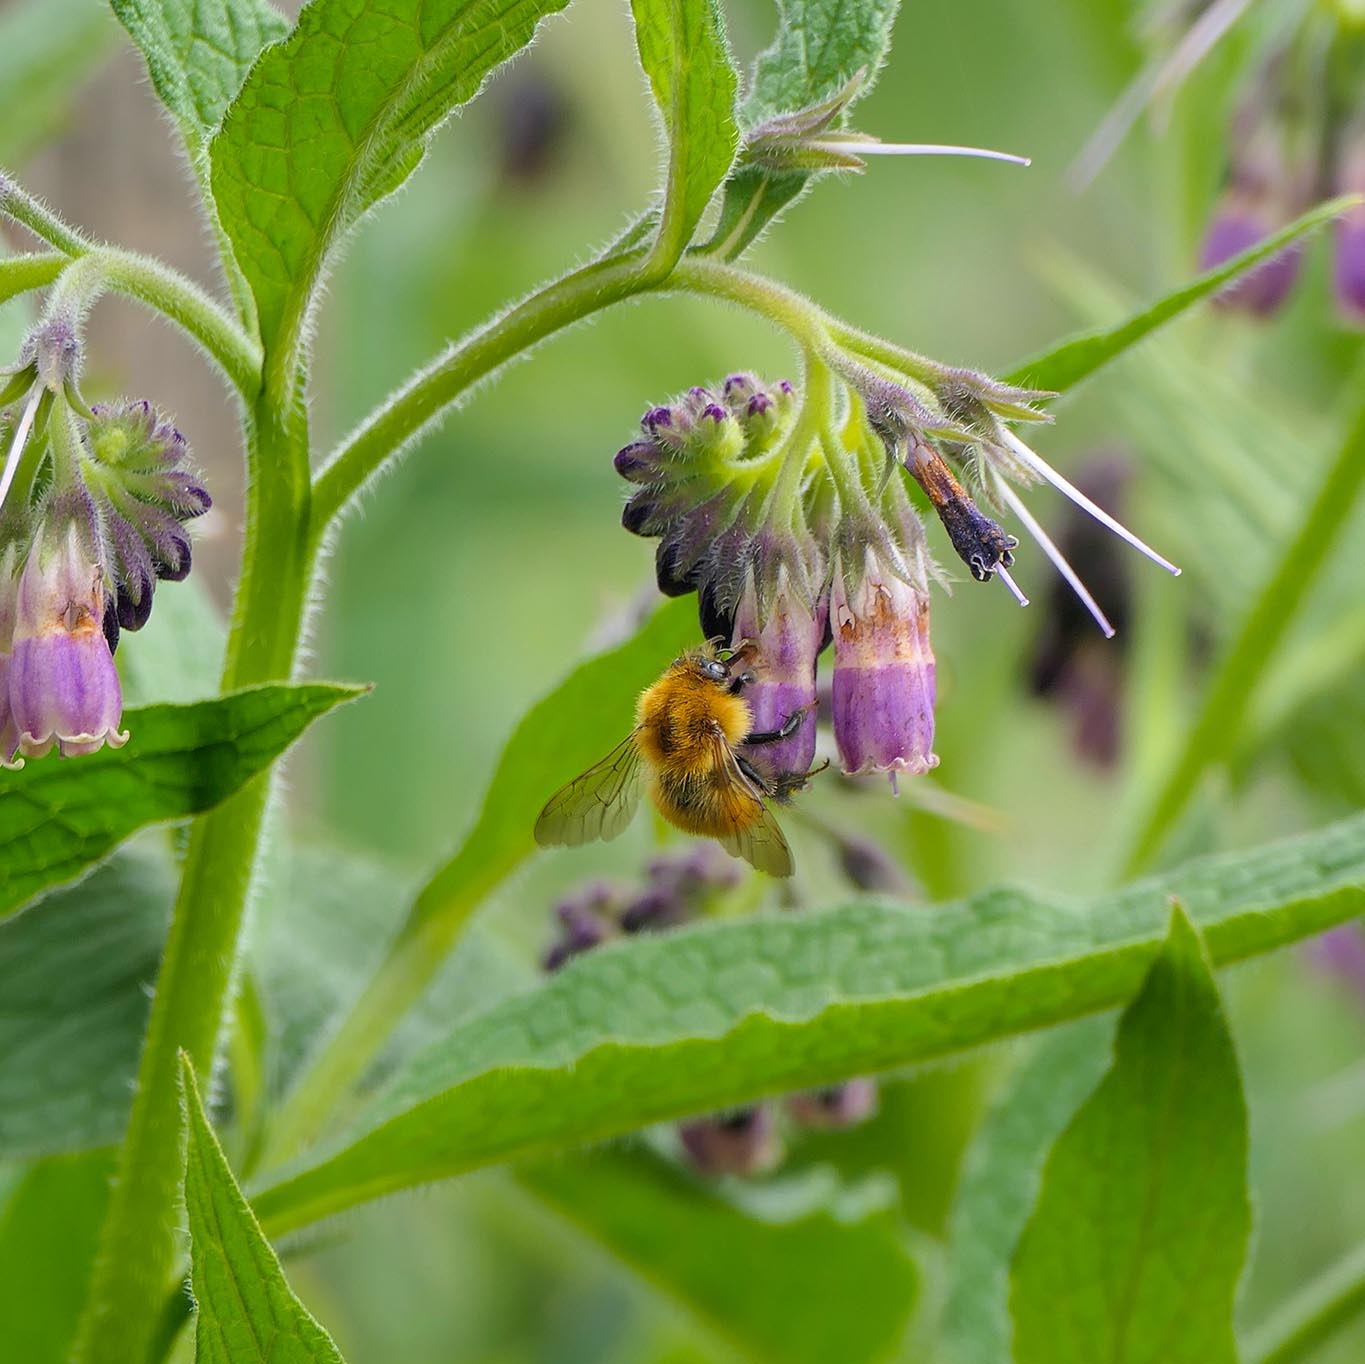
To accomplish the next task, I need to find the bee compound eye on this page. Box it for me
[706,660,728,680]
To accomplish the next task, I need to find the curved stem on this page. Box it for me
[1,173,258,395]
[310,250,657,535]
[1123,384,1365,874]
[1244,1242,1365,1364]
[100,250,260,396]
[0,252,65,305]
[0,171,88,255]
[74,396,312,1364]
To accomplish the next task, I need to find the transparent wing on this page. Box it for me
[714,739,794,878]
[534,732,644,848]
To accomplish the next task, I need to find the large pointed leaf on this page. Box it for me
[631,0,738,271]
[210,0,570,391]
[520,1147,916,1364]
[0,682,364,919]
[1010,908,1250,1364]
[0,1150,115,1364]
[110,0,288,162]
[1006,197,1357,394]
[707,0,900,256]
[943,1020,1113,1364]
[182,1059,347,1363]
[0,854,171,1157]
[251,813,1365,1236]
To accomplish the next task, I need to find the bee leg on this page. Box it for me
[728,669,757,695]
[735,754,775,796]
[743,703,814,746]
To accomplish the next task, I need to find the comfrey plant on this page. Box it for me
[2,3,1364,1362]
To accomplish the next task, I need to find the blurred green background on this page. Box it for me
[3,0,1365,1360]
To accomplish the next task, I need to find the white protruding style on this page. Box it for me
[993,472,1117,638]
[811,140,1032,167]
[994,564,1030,607]
[0,385,41,519]
[997,429,1182,578]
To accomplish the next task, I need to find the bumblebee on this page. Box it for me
[534,644,813,877]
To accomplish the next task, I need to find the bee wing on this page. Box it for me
[534,732,644,848]
[713,739,794,878]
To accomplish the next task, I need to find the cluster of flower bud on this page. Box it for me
[618,374,942,787]
[614,357,1179,794]
[542,849,878,1176]
[0,319,208,766]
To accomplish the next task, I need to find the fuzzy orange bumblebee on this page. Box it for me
[534,644,815,877]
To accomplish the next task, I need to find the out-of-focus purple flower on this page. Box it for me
[786,1079,878,1129]
[543,883,617,972]
[1199,194,1303,316]
[833,832,914,894]
[1333,138,1365,324]
[830,504,937,787]
[1029,457,1131,767]
[1307,923,1365,1000]
[678,1106,782,1177]
[8,502,126,759]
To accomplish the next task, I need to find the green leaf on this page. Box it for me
[0,0,118,167]
[630,0,738,272]
[1005,197,1357,394]
[251,813,1365,1236]
[409,596,698,933]
[110,0,289,164]
[182,1058,347,1364]
[0,682,363,920]
[520,1146,916,1364]
[745,0,900,122]
[0,854,171,1157]
[706,0,899,257]
[0,1150,116,1364]
[943,1020,1113,1364]
[210,0,570,391]
[1009,907,1250,1364]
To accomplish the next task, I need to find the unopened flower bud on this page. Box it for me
[84,400,210,633]
[678,1106,781,1177]
[786,1079,878,1129]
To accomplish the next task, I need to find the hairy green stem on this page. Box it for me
[1123,386,1365,874]
[0,171,87,255]
[1,173,257,393]
[100,249,261,396]
[1244,1242,1365,1364]
[74,397,312,1364]
[0,251,65,304]
[310,250,655,534]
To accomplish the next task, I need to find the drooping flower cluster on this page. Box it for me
[615,356,1178,794]
[0,317,209,766]
[542,848,878,1177]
